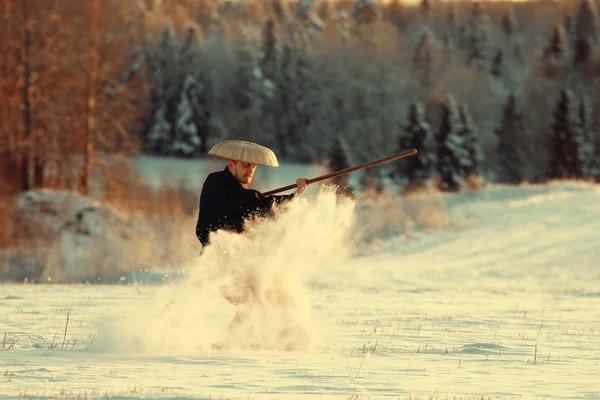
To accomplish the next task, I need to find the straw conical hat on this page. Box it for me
[208,140,279,167]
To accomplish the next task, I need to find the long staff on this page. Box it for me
[262,148,418,196]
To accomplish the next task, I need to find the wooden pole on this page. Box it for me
[262,148,418,196]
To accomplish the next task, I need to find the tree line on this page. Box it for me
[2,0,600,198]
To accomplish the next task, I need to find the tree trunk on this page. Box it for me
[33,157,44,188]
[0,0,11,167]
[19,0,32,192]
[80,0,99,196]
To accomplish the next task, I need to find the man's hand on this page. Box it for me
[295,178,309,196]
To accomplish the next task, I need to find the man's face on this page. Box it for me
[229,160,257,185]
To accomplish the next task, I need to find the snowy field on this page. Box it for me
[1,157,600,399]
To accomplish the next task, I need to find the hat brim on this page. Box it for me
[208,140,279,167]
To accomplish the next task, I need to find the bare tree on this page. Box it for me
[80,0,99,195]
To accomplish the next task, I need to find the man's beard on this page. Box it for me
[238,173,252,184]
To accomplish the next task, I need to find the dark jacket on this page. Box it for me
[196,167,296,247]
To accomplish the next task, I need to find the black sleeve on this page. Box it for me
[217,180,295,219]
[241,190,296,219]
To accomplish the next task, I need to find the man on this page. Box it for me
[195,140,309,248]
[195,140,311,349]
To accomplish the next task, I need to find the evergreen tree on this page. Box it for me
[260,18,278,75]
[543,23,570,60]
[575,0,599,42]
[413,30,435,87]
[275,44,313,162]
[501,8,518,38]
[574,95,596,178]
[593,139,600,181]
[436,94,466,192]
[395,102,435,186]
[271,0,291,23]
[143,26,179,153]
[190,81,212,154]
[464,2,489,66]
[172,81,200,157]
[352,0,380,25]
[171,75,211,157]
[457,103,483,177]
[230,44,265,142]
[490,49,504,76]
[564,15,573,36]
[495,94,526,184]
[146,108,172,154]
[573,36,592,65]
[573,0,599,64]
[547,88,578,179]
[447,3,457,28]
[360,168,384,193]
[328,134,354,194]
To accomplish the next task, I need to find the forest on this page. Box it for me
[2,0,600,197]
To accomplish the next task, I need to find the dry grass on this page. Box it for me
[355,183,450,244]
[98,157,196,220]
[1,156,202,282]
[97,157,201,267]
[401,190,449,233]
[354,174,489,246]
[460,174,487,192]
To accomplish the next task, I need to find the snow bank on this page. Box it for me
[11,189,157,283]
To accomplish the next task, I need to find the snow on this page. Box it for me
[1,157,600,399]
[10,190,154,284]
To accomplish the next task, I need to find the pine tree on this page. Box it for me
[260,18,278,75]
[275,44,313,162]
[143,26,179,154]
[575,0,599,41]
[457,103,483,177]
[146,108,172,154]
[573,0,599,64]
[490,49,504,76]
[447,3,457,27]
[172,75,209,157]
[547,88,578,179]
[436,95,466,192]
[543,23,569,60]
[573,36,592,65]
[592,139,600,181]
[574,95,595,178]
[328,134,353,194]
[172,85,200,157]
[231,44,264,142]
[352,0,380,25]
[495,94,526,184]
[464,2,489,66]
[413,30,435,87]
[395,102,435,186]
[360,168,383,193]
[501,8,518,38]
[189,80,212,154]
